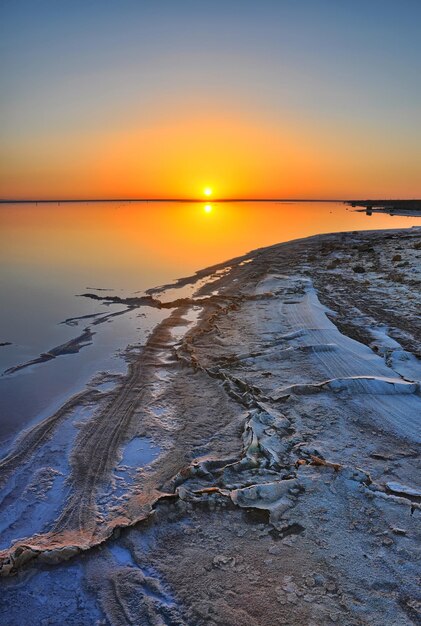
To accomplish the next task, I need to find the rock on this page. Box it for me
[386,482,421,498]
[212,554,236,569]
[230,478,301,525]
[313,573,326,587]
[382,537,394,546]
[281,578,299,594]
[286,593,298,604]
[342,467,371,484]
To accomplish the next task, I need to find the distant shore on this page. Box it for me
[347,199,421,217]
[1,197,420,208]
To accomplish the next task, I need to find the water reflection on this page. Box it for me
[0,201,419,440]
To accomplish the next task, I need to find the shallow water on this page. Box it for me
[0,200,420,439]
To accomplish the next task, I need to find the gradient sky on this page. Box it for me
[1,0,420,199]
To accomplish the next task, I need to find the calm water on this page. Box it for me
[1,201,420,442]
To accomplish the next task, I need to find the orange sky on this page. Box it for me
[1,2,421,200]
[2,105,420,200]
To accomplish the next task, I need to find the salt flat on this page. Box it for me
[1,227,420,625]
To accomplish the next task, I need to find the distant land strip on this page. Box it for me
[1,198,420,208]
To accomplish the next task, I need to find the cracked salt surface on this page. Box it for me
[369,325,421,381]
[0,404,94,550]
[148,265,233,303]
[168,307,202,343]
[2,560,104,624]
[260,275,421,441]
[0,277,205,555]
[108,437,161,503]
[103,541,183,618]
[118,436,161,470]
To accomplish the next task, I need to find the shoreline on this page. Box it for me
[1,226,421,624]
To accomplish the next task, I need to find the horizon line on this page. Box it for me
[1,197,420,205]
[1,197,345,204]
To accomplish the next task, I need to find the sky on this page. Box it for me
[1,0,420,200]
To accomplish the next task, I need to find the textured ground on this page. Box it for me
[1,227,420,625]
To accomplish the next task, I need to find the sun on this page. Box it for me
[204,204,212,213]
[203,187,212,197]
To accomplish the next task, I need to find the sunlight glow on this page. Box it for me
[204,187,212,196]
